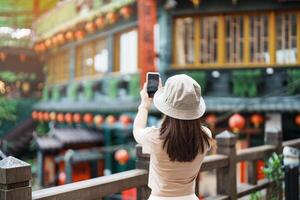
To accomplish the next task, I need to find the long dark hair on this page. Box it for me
[160,115,211,162]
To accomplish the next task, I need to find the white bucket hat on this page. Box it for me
[153,74,206,120]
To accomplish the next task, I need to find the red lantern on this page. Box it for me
[73,113,82,124]
[58,171,66,185]
[39,43,46,52]
[51,36,58,46]
[65,113,73,124]
[119,115,132,125]
[49,112,56,121]
[85,22,95,33]
[75,30,85,40]
[228,113,246,133]
[94,115,104,126]
[0,52,7,61]
[43,112,50,121]
[57,33,65,44]
[83,113,94,125]
[205,114,217,126]
[106,12,118,24]
[95,16,105,28]
[250,114,264,128]
[65,31,74,41]
[45,39,52,48]
[32,111,38,120]
[115,149,129,165]
[57,113,65,123]
[295,114,300,126]
[34,45,40,53]
[106,115,117,125]
[38,112,44,121]
[19,53,26,62]
[120,6,132,19]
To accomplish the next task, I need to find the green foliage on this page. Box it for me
[184,71,206,92]
[128,74,140,99]
[108,77,119,98]
[263,153,284,185]
[35,122,49,136]
[83,81,94,101]
[263,153,284,200]
[0,97,17,123]
[250,191,262,200]
[51,86,61,102]
[232,70,262,97]
[42,86,49,101]
[0,71,17,83]
[0,71,37,83]
[287,69,300,95]
[0,98,36,137]
[67,82,78,101]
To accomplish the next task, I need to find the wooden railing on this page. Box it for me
[1,130,299,200]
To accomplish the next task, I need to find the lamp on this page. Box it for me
[164,0,177,10]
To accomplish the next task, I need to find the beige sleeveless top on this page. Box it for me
[134,126,211,197]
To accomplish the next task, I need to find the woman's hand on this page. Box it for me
[139,78,163,110]
[139,82,152,110]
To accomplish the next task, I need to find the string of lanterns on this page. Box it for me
[0,51,27,62]
[33,111,300,130]
[34,5,133,54]
[32,111,133,126]
[32,111,134,166]
[205,113,267,133]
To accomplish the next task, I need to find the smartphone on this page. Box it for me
[147,72,160,98]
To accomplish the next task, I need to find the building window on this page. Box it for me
[94,39,109,73]
[225,16,244,64]
[200,16,218,64]
[276,13,297,64]
[76,42,94,78]
[172,12,300,67]
[174,17,194,65]
[116,29,138,74]
[47,51,70,84]
[250,15,269,64]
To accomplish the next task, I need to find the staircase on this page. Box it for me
[2,118,36,157]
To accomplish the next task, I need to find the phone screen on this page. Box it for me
[147,73,159,98]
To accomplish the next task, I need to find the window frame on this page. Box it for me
[46,50,70,84]
[114,28,139,74]
[172,10,300,69]
[75,36,111,81]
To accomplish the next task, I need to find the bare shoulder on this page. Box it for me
[201,125,212,138]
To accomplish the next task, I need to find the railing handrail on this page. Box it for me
[201,154,229,171]
[32,137,300,200]
[32,169,148,200]
[283,138,300,149]
[1,134,299,200]
[236,144,276,162]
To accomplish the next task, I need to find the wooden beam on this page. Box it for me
[114,33,120,72]
[33,0,40,17]
[138,0,157,84]
[194,17,200,65]
[243,15,250,64]
[218,15,225,64]
[269,12,276,65]
[297,12,300,64]
[32,169,148,200]
[0,10,33,16]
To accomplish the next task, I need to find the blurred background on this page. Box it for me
[0,0,299,199]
